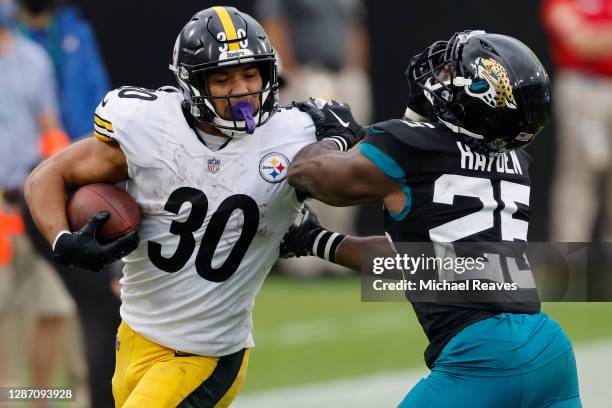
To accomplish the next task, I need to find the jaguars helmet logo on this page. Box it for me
[465,57,518,110]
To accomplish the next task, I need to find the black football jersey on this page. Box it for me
[361,119,541,368]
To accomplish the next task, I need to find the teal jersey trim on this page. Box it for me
[391,185,413,221]
[367,126,387,135]
[359,143,412,220]
[359,143,406,182]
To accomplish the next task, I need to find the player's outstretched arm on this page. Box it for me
[25,138,129,248]
[288,98,405,209]
[334,235,396,272]
[279,205,395,272]
[288,142,403,207]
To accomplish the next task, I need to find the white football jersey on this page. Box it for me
[94,86,316,356]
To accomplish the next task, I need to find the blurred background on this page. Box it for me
[1,0,611,407]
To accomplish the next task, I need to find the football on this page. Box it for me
[67,183,141,243]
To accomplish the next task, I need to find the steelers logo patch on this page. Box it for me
[259,153,289,183]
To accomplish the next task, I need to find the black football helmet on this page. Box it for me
[170,6,279,137]
[406,30,551,152]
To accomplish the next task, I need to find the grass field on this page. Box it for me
[6,275,611,407]
[241,275,612,395]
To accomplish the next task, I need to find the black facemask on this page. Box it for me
[21,0,55,15]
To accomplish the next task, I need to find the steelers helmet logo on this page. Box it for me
[259,153,289,183]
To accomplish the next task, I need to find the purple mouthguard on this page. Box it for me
[231,101,256,134]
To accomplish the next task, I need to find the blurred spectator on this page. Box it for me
[0,0,75,401]
[17,0,110,140]
[16,2,119,407]
[542,0,612,241]
[257,0,371,276]
[257,0,371,122]
[20,202,122,408]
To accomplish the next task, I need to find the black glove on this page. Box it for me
[279,205,322,259]
[294,98,367,151]
[53,211,140,272]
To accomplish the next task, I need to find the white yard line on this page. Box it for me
[234,339,612,408]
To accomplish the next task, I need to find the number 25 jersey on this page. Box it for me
[94,87,316,356]
[360,119,541,368]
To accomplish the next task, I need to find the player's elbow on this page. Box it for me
[24,164,42,203]
[25,159,62,206]
[24,162,48,207]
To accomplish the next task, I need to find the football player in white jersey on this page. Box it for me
[24,6,363,408]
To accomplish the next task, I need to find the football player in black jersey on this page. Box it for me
[281,31,581,407]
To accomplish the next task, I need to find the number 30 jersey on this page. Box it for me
[94,87,316,356]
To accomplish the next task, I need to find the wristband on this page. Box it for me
[323,136,349,152]
[310,229,347,263]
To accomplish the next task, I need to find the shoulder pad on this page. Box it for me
[368,119,450,151]
[93,86,162,143]
[157,85,181,93]
[372,119,441,135]
[277,103,299,112]
[267,106,314,131]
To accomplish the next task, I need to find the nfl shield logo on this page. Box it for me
[208,158,221,174]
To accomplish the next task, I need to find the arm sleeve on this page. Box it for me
[359,142,406,184]
[359,125,414,220]
[359,122,416,181]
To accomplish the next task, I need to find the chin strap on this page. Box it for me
[438,118,484,140]
[403,106,431,122]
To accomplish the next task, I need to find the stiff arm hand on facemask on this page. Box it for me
[293,98,366,151]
